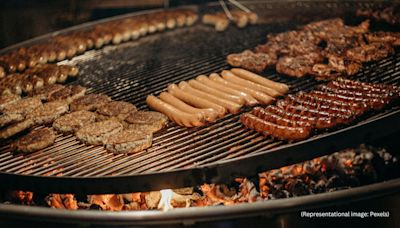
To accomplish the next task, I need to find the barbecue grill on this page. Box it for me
[0,1,399,227]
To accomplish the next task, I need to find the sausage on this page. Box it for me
[196,75,258,106]
[336,77,399,92]
[209,74,274,105]
[231,11,249,28]
[146,95,204,127]
[178,81,242,114]
[167,84,226,117]
[231,68,289,94]
[202,14,230,32]
[296,91,366,115]
[318,86,387,110]
[221,70,282,97]
[159,92,218,122]
[0,66,5,78]
[252,107,312,128]
[188,79,245,105]
[240,113,311,141]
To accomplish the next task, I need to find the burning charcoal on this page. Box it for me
[45,194,78,210]
[284,179,309,196]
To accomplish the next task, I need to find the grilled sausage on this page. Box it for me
[230,68,289,94]
[146,95,204,127]
[159,92,218,122]
[252,107,312,128]
[196,75,258,106]
[178,81,242,114]
[188,79,245,105]
[209,74,274,105]
[240,113,311,141]
[221,70,282,97]
[202,14,230,32]
[167,84,226,117]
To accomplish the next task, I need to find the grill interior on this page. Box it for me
[0,1,399,194]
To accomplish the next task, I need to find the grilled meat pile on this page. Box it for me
[2,144,398,210]
[241,78,400,141]
[0,83,167,154]
[227,18,400,80]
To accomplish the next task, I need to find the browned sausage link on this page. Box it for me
[282,94,355,117]
[276,103,337,128]
[240,113,311,141]
[309,90,370,109]
[336,77,399,93]
[2,54,25,72]
[252,107,312,128]
[324,83,394,102]
[318,85,387,109]
[328,80,399,101]
[296,92,366,115]
[277,100,355,124]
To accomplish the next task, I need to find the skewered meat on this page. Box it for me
[11,128,56,153]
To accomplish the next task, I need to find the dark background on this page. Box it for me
[0,0,213,49]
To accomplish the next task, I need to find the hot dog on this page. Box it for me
[146,95,204,127]
[196,74,258,106]
[159,92,218,122]
[221,70,282,97]
[187,79,245,105]
[167,84,226,117]
[209,74,274,105]
[231,68,289,94]
[178,81,242,114]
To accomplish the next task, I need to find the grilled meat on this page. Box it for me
[70,93,111,112]
[76,119,123,145]
[30,84,65,101]
[96,101,136,121]
[105,129,153,154]
[0,93,21,111]
[226,50,277,73]
[124,111,168,133]
[53,110,97,134]
[11,128,56,153]
[28,100,69,125]
[48,85,87,103]
[2,97,42,116]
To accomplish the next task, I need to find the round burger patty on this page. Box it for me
[0,113,24,128]
[11,128,56,153]
[28,100,69,125]
[0,119,35,139]
[48,85,87,103]
[96,101,136,121]
[124,111,168,133]
[70,94,111,112]
[2,97,42,116]
[53,110,97,134]
[76,119,123,145]
[105,129,153,154]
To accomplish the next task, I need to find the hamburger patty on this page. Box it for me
[53,110,96,134]
[11,128,56,153]
[48,85,87,103]
[105,129,153,154]
[0,113,24,128]
[124,111,168,133]
[76,119,123,145]
[0,119,34,139]
[2,97,42,116]
[70,94,111,112]
[96,101,136,121]
[28,100,69,125]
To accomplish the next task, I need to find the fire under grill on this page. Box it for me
[0,2,400,194]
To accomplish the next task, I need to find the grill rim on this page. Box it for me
[0,1,400,194]
[0,178,399,225]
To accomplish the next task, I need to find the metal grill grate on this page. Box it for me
[0,2,400,194]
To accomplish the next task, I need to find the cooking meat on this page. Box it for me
[0,93,21,111]
[70,93,111,111]
[53,110,97,134]
[30,84,65,101]
[10,128,56,153]
[75,119,123,145]
[226,50,277,73]
[2,97,42,116]
[346,42,394,62]
[48,85,87,103]
[0,119,34,139]
[202,13,230,31]
[124,111,168,133]
[0,113,24,128]
[105,129,153,154]
[276,53,322,78]
[28,100,69,125]
[96,101,136,121]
